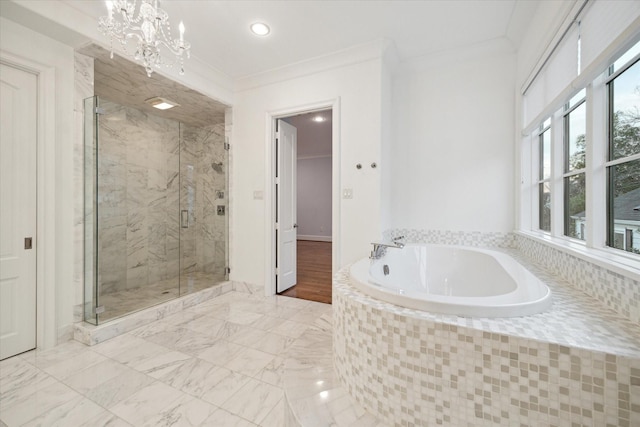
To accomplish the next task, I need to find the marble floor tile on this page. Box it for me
[224,347,275,377]
[109,381,186,426]
[270,320,310,339]
[156,357,218,397]
[21,395,105,427]
[143,327,218,355]
[220,378,283,425]
[201,408,257,426]
[226,325,270,346]
[210,307,264,325]
[0,369,59,413]
[196,339,244,366]
[198,367,252,407]
[42,350,108,380]
[248,314,287,331]
[0,355,32,382]
[91,334,167,365]
[255,356,286,387]
[62,358,132,395]
[0,357,54,398]
[77,412,133,427]
[83,367,155,409]
[261,305,303,319]
[140,394,217,427]
[271,295,313,310]
[20,341,90,370]
[0,380,80,426]
[129,350,192,379]
[242,331,296,356]
[290,309,329,325]
[182,315,242,340]
[0,291,356,427]
[260,398,286,427]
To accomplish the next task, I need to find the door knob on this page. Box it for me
[293,223,298,228]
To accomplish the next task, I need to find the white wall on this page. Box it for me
[388,46,517,233]
[1,17,75,345]
[297,156,332,240]
[231,57,385,287]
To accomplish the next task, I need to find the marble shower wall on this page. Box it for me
[96,99,180,294]
[180,123,227,282]
[95,99,226,295]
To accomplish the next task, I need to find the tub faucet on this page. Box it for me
[370,240,404,260]
[392,235,405,246]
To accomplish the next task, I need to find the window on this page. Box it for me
[606,55,640,253]
[524,40,640,260]
[563,90,586,240]
[538,118,551,232]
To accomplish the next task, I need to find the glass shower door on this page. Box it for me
[179,122,229,295]
[84,95,181,323]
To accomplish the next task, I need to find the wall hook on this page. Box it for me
[356,163,362,169]
[371,162,377,169]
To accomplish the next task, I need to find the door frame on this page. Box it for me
[1,51,58,350]
[264,98,341,296]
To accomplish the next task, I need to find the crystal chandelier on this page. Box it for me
[98,0,191,77]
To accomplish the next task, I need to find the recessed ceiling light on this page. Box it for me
[312,116,326,122]
[145,97,180,110]
[250,22,270,36]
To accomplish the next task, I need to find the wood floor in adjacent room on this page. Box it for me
[280,240,332,304]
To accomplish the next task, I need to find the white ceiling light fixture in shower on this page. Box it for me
[145,97,180,110]
[250,22,271,36]
[312,115,326,123]
[99,0,191,77]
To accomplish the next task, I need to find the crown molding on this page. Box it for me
[234,38,394,93]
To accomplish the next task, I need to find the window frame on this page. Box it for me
[605,55,640,252]
[562,92,587,240]
[522,41,640,266]
[536,119,552,233]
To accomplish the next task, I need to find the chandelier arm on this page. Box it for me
[99,0,190,76]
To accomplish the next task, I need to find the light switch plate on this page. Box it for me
[253,190,263,200]
[342,188,353,199]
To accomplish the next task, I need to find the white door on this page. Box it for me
[276,120,297,293]
[0,63,37,360]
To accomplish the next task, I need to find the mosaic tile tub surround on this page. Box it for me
[383,229,640,325]
[333,247,640,426]
[383,229,516,248]
[516,233,640,325]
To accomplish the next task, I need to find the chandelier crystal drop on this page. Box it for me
[98,0,191,77]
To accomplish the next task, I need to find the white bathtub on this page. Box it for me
[349,244,551,317]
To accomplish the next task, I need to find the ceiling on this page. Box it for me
[64,0,540,79]
[80,44,228,127]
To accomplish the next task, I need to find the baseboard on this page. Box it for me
[297,235,332,242]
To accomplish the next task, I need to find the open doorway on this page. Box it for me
[276,109,333,304]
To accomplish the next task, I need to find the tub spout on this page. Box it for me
[370,241,404,260]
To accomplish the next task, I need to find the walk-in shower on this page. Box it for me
[83,93,228,324]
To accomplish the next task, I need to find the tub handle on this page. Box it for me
[181,210,189,228]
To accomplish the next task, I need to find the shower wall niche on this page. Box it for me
[84,96,228,324]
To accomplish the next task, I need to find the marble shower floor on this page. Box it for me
[96,272,225,323]
[0,290,337,427]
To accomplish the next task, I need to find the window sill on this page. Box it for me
[515,230,640,281]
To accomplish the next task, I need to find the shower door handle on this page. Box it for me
[181,210,189,228]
